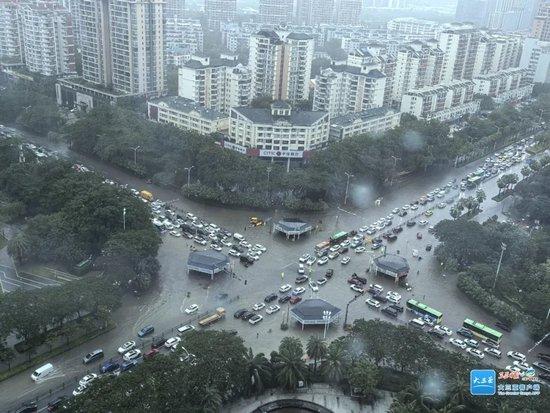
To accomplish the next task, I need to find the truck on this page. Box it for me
[140,190,154,202]
[198,307,226,327]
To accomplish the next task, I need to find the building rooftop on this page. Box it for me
[150,97,226,121]
[286,32,313,41]
[275,218,312,233]
[232,106,327,127]
[290,299,342,322]
[184,57,239,70]
[374,254,410,274]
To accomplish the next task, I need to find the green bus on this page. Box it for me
[406,299,443,324]
[330,231,348,244]
[463,319,503,343]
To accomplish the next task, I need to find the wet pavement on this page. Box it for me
[0,125,542,410]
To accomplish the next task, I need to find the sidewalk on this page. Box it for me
[225,384,394,413]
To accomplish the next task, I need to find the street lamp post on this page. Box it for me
[343,294,360,330]
[344,172,354,205]
[323,310,332,339]
[130,145,141,166]
[492,243,507,290]
[123,208,126,231]
[184,166,195,187]
[390,156,400,185]
[266,167,272,202]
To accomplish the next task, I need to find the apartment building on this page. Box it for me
[19,0,76,76]
[520,37,550,83]
[249,30,314,104]
[400,80,480,122]
[148,96,229,135]
[473,68,533,103]
[178,55,251,114]
[165,18,203,65]
[258,0,293,26]
[438,23,481,82]
[228,101,330,152]
[205,0,236,31]
[313,65,386,118]
[294,0,333,26]
[329,108,402,141]
[0,0,23,63]
[334,0,362,26]
[532,2,550,42]
[472,33,522,77]
[386,18,441,41]
[165,0,185,19]
[391,40,444,105]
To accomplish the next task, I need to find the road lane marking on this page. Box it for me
[2,275,43,289]
[4,274,56,287]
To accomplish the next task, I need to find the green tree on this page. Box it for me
[7,233,30,264]
[348,358,380,399]
[201,385,222,413]
[521,166,532,177]
[450,205,461,220]
[475,189,486,205]
[321,339,347,383]
[272,337,308,391]
[306,336,326,375]
[244,348,272,396]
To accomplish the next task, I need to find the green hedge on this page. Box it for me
[457,273,543,338]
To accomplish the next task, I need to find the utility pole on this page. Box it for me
[390,156,400,186]
[123,208,126,231]
[344,172,354,205]
[184,166,195,187]
[323,310,332,339]
[130,145,141,166]
[492,243,507,291]
[266,167,272,203]
[343,295,359,330]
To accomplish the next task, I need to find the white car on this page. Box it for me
[369,284,383,294]
[466,348,485,359]
[309,280,319,292]
[464,338,479,348]
[279,284,292,293]
[355,247,366,254]
[252,302,266,311]
[164,337,181,349]
[318,257,329,265]
[73,385,88,396]
[392,208,400,214]
[233,233,244,241]
[123,349,142,362]
[359,226,369,232]
[434,326,453,336]
[365,298,381,308]
[329,245,340,253]
[299,253,311,263]
[341,256,351,265]
[220,239,232,247]
[292,287,306,295]
[386,291,401,300]
[194,237,207,245]
[328,251,340,260]
[317,278,327,286]
[387,295,401,304]
[170,230,181,237]
[79,373,98,387]
[410,204,419,210]
[450,338,467,349]
[512,360,531,371]
[254,244,267,252]
[340,240,350,248]
[306,257,317,266]
[240,240,252,249]
[350,284,364,294]
[366,228,376,235]
[505,365,524,376]
[185,304,199,314]
[210,244,222,252]
[266,305,281,315]
[117,340,136,354]
[297,264,305,274]
[402,204,410,210]
[228,249,240,257]
[249,315,263,325]
[418,220,429,226]
[484,347,502,359]
[507,351,526,362]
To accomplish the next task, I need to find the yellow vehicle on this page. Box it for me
[198,308,226,327]
[249,217,260,224]
[140,190,153,202]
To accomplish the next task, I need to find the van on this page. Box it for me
[409,318,425,329]
[83,349,104,364]
[233,233,244,241]
[177,325,195,335]
[31,363,54,381]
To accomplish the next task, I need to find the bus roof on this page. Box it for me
[463,318,502,338]
[331,231,347,238]
[407,299,442,317]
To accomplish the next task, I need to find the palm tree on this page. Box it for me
[450,205,461,220]
[449,375,469,407]
[436,401,465,413]
[389,400,422,413]
[400,381,437,412]
[521,166,531,178]
[273,338,307,391]
[245,348,272,395]
[201,385,222,413]
[7,233,30,264]
[306,336,326,375]
[321,340,346,384]
[475,188,486,204]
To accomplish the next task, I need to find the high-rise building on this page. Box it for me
[520,37,550,83]
[0,0,23,63]
[456,0,540,31]
[438,23,481,82]
[258,0,293,26]
[334,0,362,26]
[532,2,550,42]
[165,18,203,65]
[294,0,334,26]
[75,0,164,95]
[391,40,444,104]
[205,0,236,31]
[165,0,185,19]
[455,0,492,27]
[178,54,251,114]
[249,30,314,103]
[19,0,76,76]
[472,34,522,77]
[313,65,386,118]
[387,18,441,41]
